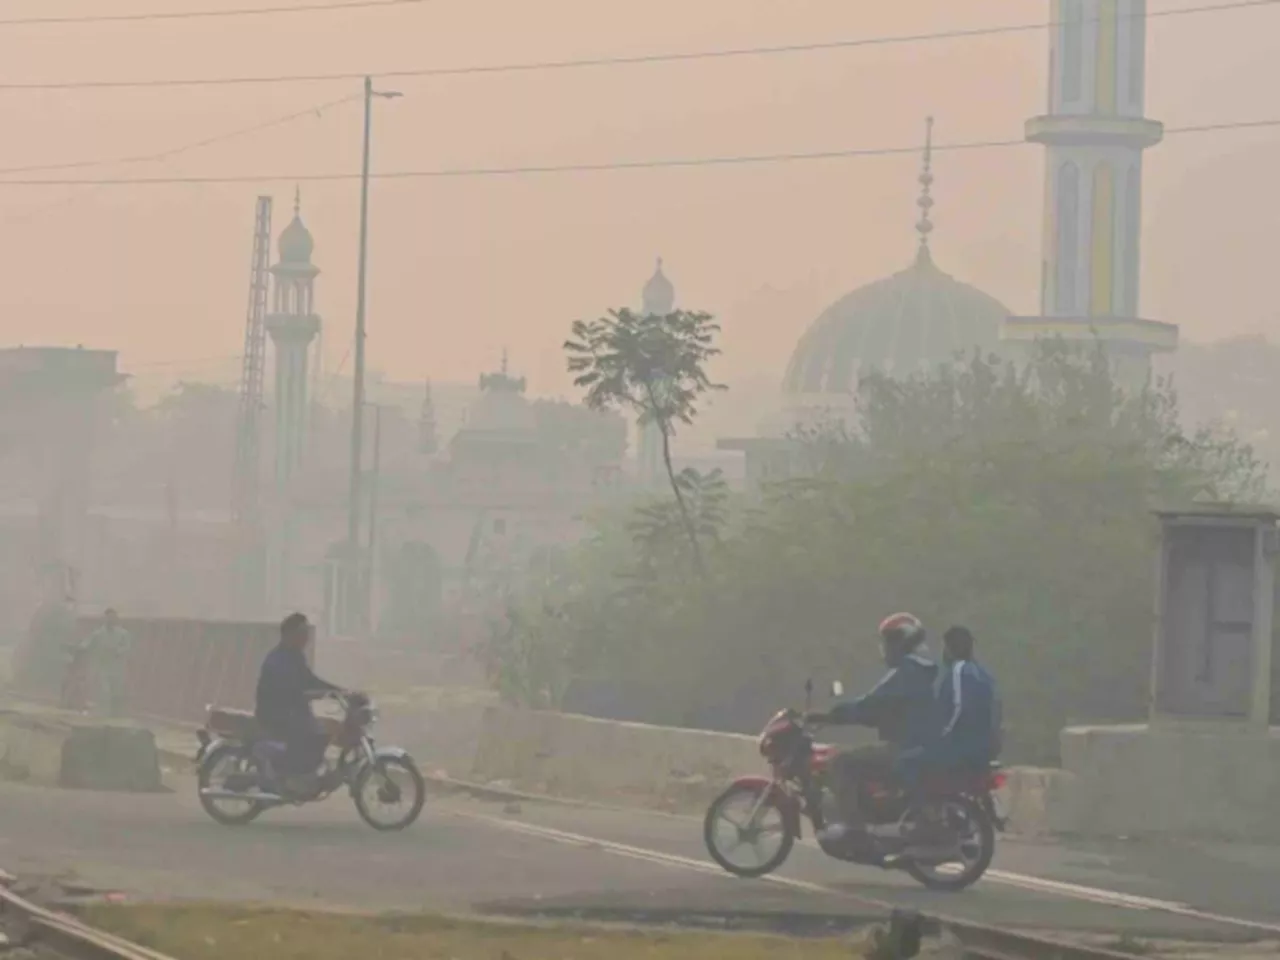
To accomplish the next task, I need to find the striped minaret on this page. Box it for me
[1003,0,1177,384]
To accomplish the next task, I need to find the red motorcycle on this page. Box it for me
[703,684,1004,891]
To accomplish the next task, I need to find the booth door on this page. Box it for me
[1159,526,1255,719]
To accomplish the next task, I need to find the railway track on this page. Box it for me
[0,874,176,960]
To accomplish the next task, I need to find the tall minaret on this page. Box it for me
[266,189,321,606]
[1003,0,1177,383]
[638,258,674,487]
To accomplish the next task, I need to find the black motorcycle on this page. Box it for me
[195,690,425,831]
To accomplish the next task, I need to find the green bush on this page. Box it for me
[484,344,1266,765]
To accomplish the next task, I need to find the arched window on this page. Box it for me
[1056,162,1080,314]
[1062,0,1084,105]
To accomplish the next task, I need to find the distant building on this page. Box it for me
[0,346,123,635]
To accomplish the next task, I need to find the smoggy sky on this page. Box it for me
[1,0,1279,399]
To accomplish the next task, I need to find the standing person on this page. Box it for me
[254,613,345,796]
[49,595,89,710]
[24,592,76,697]
[803,613,939,847]
[85,609,133,718]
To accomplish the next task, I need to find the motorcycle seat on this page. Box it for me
[207,707,262,740]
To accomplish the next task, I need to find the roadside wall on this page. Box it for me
[12,617,283,725]
[467,703,1071,830]
[91,617,283,725]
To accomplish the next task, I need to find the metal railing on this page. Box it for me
[0,874,177,960]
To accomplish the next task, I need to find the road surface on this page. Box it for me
[0,773,1277,946]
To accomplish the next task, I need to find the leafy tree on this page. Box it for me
[493,343,1266,759]
[566,308,725,573]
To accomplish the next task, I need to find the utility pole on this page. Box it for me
[345,75,401,634]
[365,403,383,633]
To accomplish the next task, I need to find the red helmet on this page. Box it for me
[879,612,926,661]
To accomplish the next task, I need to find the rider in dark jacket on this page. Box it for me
[254,612,342,786]
[806,613,939,844]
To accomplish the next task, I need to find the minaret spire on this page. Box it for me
[915,116,935,264]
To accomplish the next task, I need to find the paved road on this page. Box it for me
[0,774,1277,946]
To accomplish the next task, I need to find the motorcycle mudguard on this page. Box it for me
[729,776,802,838]
[196,737,227,768]
[372,746,412,763]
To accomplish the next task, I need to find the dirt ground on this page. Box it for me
[83,904,908,960]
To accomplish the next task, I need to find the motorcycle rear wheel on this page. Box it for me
[197,745,266,827]
[901,795,995,892]
[703,782,795,878]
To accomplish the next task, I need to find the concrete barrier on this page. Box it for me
[1056,723,1280,842]
[469,704,1072,830]
[0,709,162,792]
[470,705,762,811]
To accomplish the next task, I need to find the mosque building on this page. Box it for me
[721,0,1178,487]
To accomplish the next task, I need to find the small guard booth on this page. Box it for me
[1059,504,1280,839]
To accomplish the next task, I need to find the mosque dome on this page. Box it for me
[278,188,315,265]
[782,119,1010,395]
[641,258,675,315]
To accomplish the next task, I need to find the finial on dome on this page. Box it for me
[915,116,935,264]
[293,186,301,218]
[500,346,508,376]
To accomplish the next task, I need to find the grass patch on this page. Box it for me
[83,904,874,960]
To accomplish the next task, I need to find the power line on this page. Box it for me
[0,116,1275,188]
[0,0,423,28]
[0,0,1272,91]
[0,94,360,176]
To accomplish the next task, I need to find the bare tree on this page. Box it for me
[566,308,725,573]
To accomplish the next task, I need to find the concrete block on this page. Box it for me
[1057,723,1280,841]
[997,766,1074,837]
[0,710,162,792]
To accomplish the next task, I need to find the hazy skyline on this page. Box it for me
[2,0,1279,399]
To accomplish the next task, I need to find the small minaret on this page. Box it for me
[418,379,438,455]
[267,188,322,488]
[1003,0,1177,384]
[638,258,674,487]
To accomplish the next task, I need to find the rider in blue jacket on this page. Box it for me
[806,613,939,844]
[894,625,999,808]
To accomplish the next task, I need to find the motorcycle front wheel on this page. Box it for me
[352,755,426,831]
[703,782,795,878]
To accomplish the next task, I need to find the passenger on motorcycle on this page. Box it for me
[894,625,1000,798]
[804,612,939,845]
[254,612,346,795]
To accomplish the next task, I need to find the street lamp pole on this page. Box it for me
[345,75,400,634]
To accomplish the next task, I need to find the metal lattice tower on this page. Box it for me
[231,195,273,613]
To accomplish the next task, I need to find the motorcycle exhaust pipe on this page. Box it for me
[199,789,284,804]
